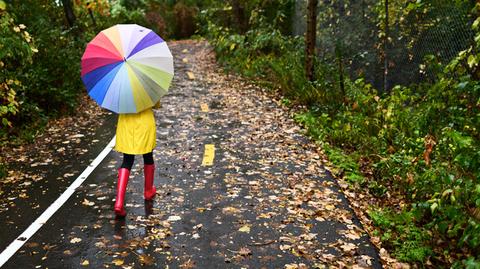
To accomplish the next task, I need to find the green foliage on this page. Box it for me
[0,0,90,142]
[458,257,480,269]
[294,65,480,265]
[0,9,34,133]
[370,208,433,263]
[199,0,480,266]
[197,0,294,37]
[0,0,204,144]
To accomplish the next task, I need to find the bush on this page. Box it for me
[0,5,36,140]
[369,209,433,263]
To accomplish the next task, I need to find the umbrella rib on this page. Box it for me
[128,61,173,93]
[128,64,166,101]
[128,58,174,75]
[125,63,154,112]
[85,63,124,108]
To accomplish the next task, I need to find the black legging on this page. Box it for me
[120,152,154,170]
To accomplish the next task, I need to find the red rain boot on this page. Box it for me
[144,164,156,200]
[114,168,130,217]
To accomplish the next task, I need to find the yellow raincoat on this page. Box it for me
[114,102,161,155]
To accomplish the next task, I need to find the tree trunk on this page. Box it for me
[383,0,389,91]
[230,0,248,34]
[336,45,345,98]
[305,0,318,81]
[61,0,76,28]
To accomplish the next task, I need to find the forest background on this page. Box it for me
[1,0,479,267]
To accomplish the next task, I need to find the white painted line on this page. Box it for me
[0,136,116,268]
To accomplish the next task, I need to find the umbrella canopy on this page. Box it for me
[81,24,174,114]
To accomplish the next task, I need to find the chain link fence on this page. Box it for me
[293,0,476,91]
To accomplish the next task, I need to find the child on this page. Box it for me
[113,101,161,217]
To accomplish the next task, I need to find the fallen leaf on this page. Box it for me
[238,247,251,256]
[340,242,357,252]
[138,254,154,266]
[222,207,240,214]
[82,198,94,206]
[187,71,195,80]
[200,103,209,112]
[95,241,106,248]
[300,233,317,241]
[70,237,82,244]
[180,259,195,269]
[343,230,362,240]
[112,259,124,266]
[167,215,181,221]
[325,204,335,210]
[238,225,251,233]
[423,135,436,166]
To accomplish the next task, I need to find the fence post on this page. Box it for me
[383,0,389,91]
[305,0,318,81]
[336,44,345,99]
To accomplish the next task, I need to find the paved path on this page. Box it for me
[0,40,381,268]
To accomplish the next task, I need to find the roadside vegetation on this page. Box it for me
[0,0,198,145]
[197,1,480,267]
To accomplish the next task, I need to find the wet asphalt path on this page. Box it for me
[1,40,381,268]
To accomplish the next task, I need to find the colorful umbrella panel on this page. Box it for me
[81,24,174,114]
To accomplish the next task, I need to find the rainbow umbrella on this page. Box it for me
[81,24,174,114]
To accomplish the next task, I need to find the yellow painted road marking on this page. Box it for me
[187,71,195,80]
[201,144,215,166]
[200,103,209,112]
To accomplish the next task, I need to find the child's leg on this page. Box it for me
[143,152,156,200]
[114,154,135,217]
[121,154,135,170]
[143,152,154,165]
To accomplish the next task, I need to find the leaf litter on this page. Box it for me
[2,40,385,268]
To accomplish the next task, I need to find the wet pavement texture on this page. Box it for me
[1,40,381,268]
[0,104,115,255]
